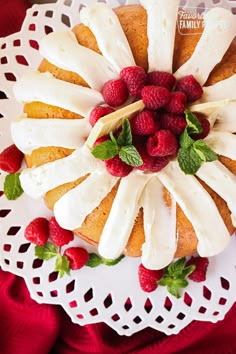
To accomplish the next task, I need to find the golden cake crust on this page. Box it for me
[24,5,236,258]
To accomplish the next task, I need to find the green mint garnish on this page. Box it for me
[158,258,196,298]
[178,110,218,175]
[4,173,24,200]
[86,253,125,268]
[55,254,70,278]
[35,243,58,260]
[91,119,143,167]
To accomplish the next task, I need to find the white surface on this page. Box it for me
[0,0,236,336]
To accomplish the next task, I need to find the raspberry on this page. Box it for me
[135,145,154,171]
[93,135,109,147]
[166,91,187,114]
[147,130,178,157]
[192,113,210,140]
[49,216,74,246]
[102,79,129,107]
[186,256,209,282]
[89,106,114,127]
[24,217,49,246]
[120,66,147,96]
[176,75,203,102]
[150,156,170,172]
[138,263,164,292]
[130,110,156,136]
[105,156,133,177]
[147,71,176,91]
[141,86,170,110]
[0,144,24,173]
[160,113,187,135]
[64,247,89,270]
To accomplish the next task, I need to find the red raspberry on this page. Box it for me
[105,156,133,177]
[49,216,74,246]
[166,91,187,114]
[192,113,210,140]
[141,86,170,110]
[176,75,203,102]
[150,156,170,172]
[135,145,154,171]
[0,144,24,173]
[130,110,156,136]
[93,135,109,147]
[138,263,164,292]
[147,130,178,157]
[24,217,49,246]
[186,256,209,282]
[160,113,187,135]
[102,79,129,107]
[89,106,114,127]
[64,247,89,270]
[147,71,176,91]
[120,66,147,96]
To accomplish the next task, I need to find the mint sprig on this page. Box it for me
[4,173,24,200]
[91,119,143,167]
[86,253,125,268]
[177,110,218,175]
[158,258,196,298]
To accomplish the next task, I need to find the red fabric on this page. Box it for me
[1,1,236,353]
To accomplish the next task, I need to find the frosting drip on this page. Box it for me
[211,102,236,132]
[205,131,236,160]
[199,75,236,103]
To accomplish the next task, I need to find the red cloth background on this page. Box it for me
[1,1,236,353]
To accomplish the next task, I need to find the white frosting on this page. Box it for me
[40,31,118,91]
[158,161,230,257]
[204,131,236,160]
[199,75,236,102]
[98,171,151,259]
[11,116,91,154]
[196,160,236,227]
[80,3,135,72]
[13,71,104,117]
[174,8,236,85]
[20,146,102,198]
[54,171,118,230]
[140,177,177,270]
[211,102,236,132]
[140,0,180,73]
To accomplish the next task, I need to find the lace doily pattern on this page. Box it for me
[0,0,236,336]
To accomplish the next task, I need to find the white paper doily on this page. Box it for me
[0,0,236,336]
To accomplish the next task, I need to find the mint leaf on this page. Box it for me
[35,243,58,260]
[109,131,117,145]
[4,173,24,200]
[179,128,194,149]
[185,109,202,135]
[91,140,118,160]
[119,145,143,167]
[86,253,103,267]
[55,255,70,278]
[102,255,125,266]
[178,147,202,175]
[167,285,181,298]
[167,257,186,277]
[193,140,218,162]
[117,119,132,147]
[182,265,196,277]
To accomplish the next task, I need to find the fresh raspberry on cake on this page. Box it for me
[147,129,178,157]
[93,135,110,147]
[176,75,203,102]
[160,113,187,135]
[105,155,133,177]
[135,144,155,171]
[192,113,210,140]
[141,86,170,110]
[102,79,129,107]
[64,247,89,270]
[120,65,147,96]
[24,217,49,246]
[150,156,170,172]
[186,256,209,282]
[138,263,164,292]
[147,71,176,91]
[130,110,156,135]
[165,91,187,114]
[89,106,114,127]
[49,216,74,246]
[0,144,24,173]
